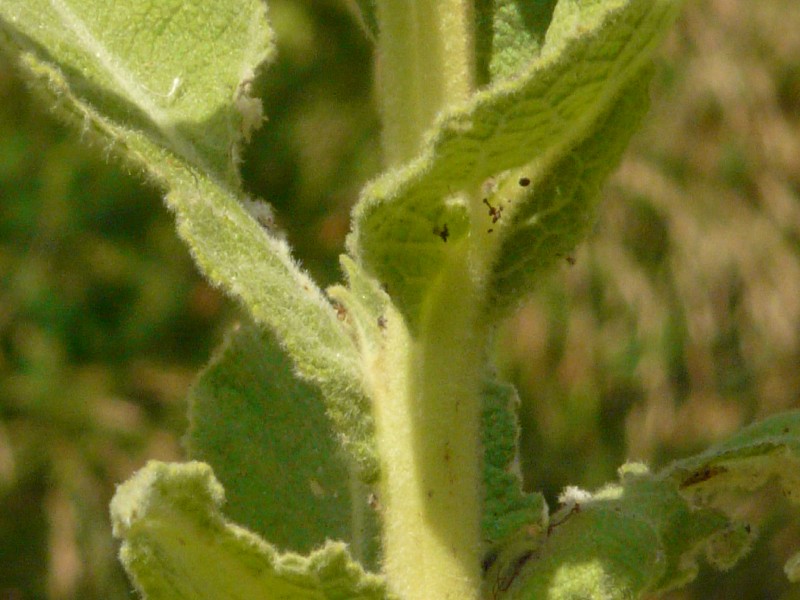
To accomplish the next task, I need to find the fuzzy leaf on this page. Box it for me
[0,0,377,477]
[486,67,654,317]
[481,380,547,549]
[475,0,557,83]
[170,177,377,479]
[185,320,380,567]
[0,0,271,186]
[663,410,800,580]
[350,0,683,331]
[493,411,800,598]
[664,410,800,502]
[110,461,389,600]
[489,466,734,600]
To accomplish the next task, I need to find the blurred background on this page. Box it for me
[1,0,798,598]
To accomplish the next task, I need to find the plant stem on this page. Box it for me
[372,4,481,598]
[371,249,486,600]
[375,0,474,165]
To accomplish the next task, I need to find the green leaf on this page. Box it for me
[0,0,271,186]
[493,411,800,598]
[663,410,800,580]
[350,0,683,332]
[481,380,547,549]
[664,410,800,501]
[0,0,378,477]
[171,178,378,479]
[486,67,654,317]
[110,461,390,600]
[489,466,735,600]
[185,320,380,566]
[475,0,557,83]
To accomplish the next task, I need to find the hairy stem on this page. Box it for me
[375,0,474,165]
[371,4,481,598]
[371,248,486,600]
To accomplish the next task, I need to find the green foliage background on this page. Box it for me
[0,0,798,598]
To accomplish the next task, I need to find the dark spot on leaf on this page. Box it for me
[482,549,499,573]
[679,465,728,488]
[433,223,450,242]
[497,550,535,593]
[377,315,387,329]
[518,177,531,187]
[334,303,347,320]
[566,255,576,266]
[483,198,503,223]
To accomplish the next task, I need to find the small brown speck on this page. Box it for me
[518,177,531,187]
[334,303,347,320]
[483,198,503,223]
[433,223,450,242]
[679,465,728,489]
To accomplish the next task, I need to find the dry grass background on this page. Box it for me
[1,0,798,598]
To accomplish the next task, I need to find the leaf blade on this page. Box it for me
[0,0,378,477]
[185,320,380,566]
[110,461,389,600]
[350,0,683,331]
[1,0,271,184]
[486,67,654,316]
[492,411,800,598]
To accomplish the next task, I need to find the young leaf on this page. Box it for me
[349,0,683,332]
[185,320,380,566]
[110,461,389,600]
[0,0,378,477]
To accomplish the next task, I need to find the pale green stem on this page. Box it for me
[371,3,482,599]
[370,248,486,600]
[375,0,474,165]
